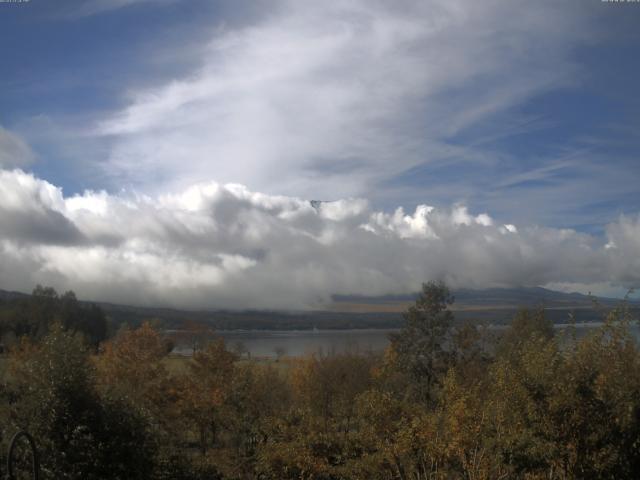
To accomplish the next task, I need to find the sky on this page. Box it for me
[0,0,639,309]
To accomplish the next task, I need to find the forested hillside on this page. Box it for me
[0,285,108,347]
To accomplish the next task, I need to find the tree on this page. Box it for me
[292,352,374,434]
[94,322,169,404]
[496,307,553,358]
[176,339,236,455]
[389,281,454,403]
[58,291,108,347]
[450,320,492,386]
[232,340,249,359]
[0,286,108,346]
[93,320,176,461]
[273,345,287,361]
[6,324,155,479]
[175,320,214,355]
[219,363,292,478]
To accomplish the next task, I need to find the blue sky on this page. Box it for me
[1,0,638,229]
[0,0,639,306]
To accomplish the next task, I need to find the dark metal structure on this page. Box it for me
[5,431,39,480]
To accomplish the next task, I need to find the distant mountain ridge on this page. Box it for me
[1,286,636,330]
[0,289,30,302]
[332,286,630,308]
[3,285,626,310]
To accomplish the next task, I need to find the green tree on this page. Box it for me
[389,281,454,403]
[6,324,155,479]
[496,307,554,359]
[0,286,108,346]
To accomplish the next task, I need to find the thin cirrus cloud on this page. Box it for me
[95,0,596,200]
[61,0,175,19]
[0,126,36,169]
[1,168,638,309]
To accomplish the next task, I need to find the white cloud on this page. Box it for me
[502,224,518,234]
[604,215,640,286]
[0,127,36,168]
[64,0,175,18]
[95,0,595,199]
[0,168,636,309]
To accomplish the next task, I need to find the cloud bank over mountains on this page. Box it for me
[1,168,638,309]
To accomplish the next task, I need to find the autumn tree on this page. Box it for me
[216,363,292,478]
[254,352,376,479]
[175,338,236,456]
[95,322,169,401]
[496,307,554,358]
[93,320,175,454]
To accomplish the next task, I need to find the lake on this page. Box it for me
[175,328,398,358]
[174,322,640,358]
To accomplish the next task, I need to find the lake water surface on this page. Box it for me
[177,322,640,358]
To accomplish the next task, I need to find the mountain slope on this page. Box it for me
[1,286,635,330]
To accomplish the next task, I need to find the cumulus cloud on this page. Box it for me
[95,0,595,198]
[0,127,36,168]
[0,168,637,309]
